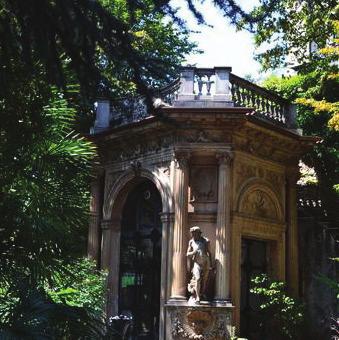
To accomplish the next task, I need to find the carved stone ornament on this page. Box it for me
[104,171,123,199]
[216,151,233,166]
[130,160,142,176]
[175,150,191,169]
[108,135,174,162]
[240,189,278,220]
[169,307,233,340]
[235,162,284,201]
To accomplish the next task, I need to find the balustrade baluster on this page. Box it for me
[276,104,281,121]
[250,91,256,108]
[256,96,261,113]
[244,88,249,107]
[239,86,244,106]
[280,104,285,122]
[206,76,212,95]
[265,99,271,118]
[259,97,265,115]
[197,76,203,95]
[275,104,280,121]
[246,90,251,106]
[237,86,242,105]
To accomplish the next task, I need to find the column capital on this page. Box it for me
[174,150,191,168]
[216,151,233,165]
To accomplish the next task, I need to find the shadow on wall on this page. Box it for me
[298,212,338,340]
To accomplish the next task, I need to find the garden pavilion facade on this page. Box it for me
[88,66,315,339]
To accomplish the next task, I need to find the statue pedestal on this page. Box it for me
[165,302,234,340]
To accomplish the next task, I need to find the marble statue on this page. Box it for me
[186,226,212,304]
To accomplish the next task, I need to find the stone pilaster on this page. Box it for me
[215,152,233,302]
[170,151,190,301]
[286,167,299,297]
[160,212,175,339]
[88,170,104,261]
[101,218,121,316]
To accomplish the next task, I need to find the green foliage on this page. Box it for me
[262,72,339,226]
[251,275,304,340]
[96,0,197,101]
[0,0,198,105]
[0,80,96,281]
[0,62,101,337]
[47,258,108,316]
[248,1,338,71]
[0,287,104,339]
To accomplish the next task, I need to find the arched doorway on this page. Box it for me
[118,179,162,339]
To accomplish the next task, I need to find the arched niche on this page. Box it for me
[236,179,283,222]
[101,166,173,340]
[103,167,172,221]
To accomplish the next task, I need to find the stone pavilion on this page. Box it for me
[87,67,316,339]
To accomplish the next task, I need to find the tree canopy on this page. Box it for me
[256,2,339,229]
[1,0,337,337]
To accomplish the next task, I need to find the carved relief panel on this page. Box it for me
[234,157,285,217]
[168,306,234,340]
[189,166,218,203]
[189,165,218,213]
[240,189,278,220]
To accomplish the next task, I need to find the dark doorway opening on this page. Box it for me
[119,180,162,340]
[240,238,268,340]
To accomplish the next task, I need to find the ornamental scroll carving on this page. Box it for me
[239,189,279,220]
[170,307,233,340]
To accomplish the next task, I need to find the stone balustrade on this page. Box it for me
[229,73,294,127]
[91,66,297,133]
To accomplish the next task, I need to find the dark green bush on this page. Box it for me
[251,274,304,340]
[47,258,108,317]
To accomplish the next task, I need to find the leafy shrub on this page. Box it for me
[250,274,304,340]
[47,258,108,317]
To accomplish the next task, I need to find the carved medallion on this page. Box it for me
[186,310,213,335]
[169,307,233,340]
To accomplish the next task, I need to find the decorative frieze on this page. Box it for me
[106,135,175,163]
